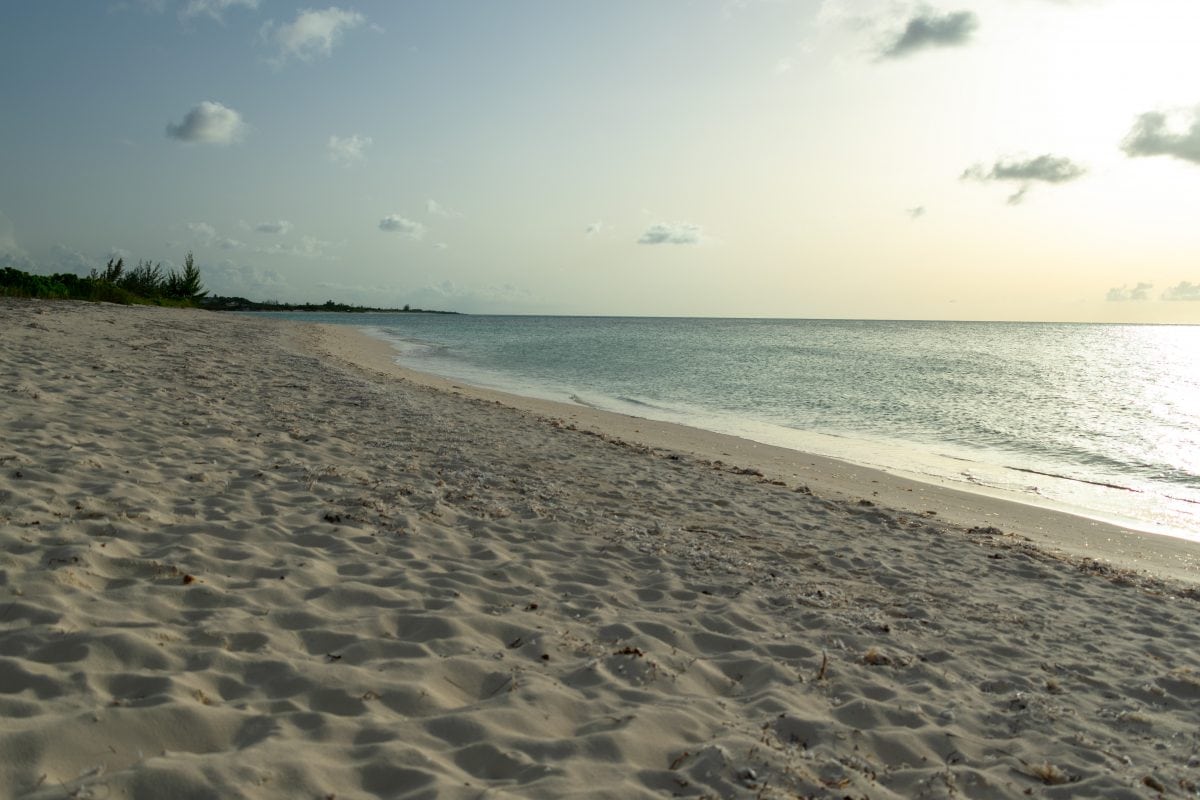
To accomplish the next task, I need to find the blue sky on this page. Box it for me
[2,0,1199,320]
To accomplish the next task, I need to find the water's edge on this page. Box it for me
[354,324,1199,544]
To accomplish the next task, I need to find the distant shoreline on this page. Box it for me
[204,296,459,314]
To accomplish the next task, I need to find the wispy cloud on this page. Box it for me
[256,235,331,259]
[881,10,979,59]
[906,206,926,220]
[638,222,703,245]
[205,258,289,297]
[1162,281,1200,301]
[180,0,258,23]
[328,134,371,166]
[426,199,461,218]
[961,154,1086,203]
[166,101,245,144]
[585,221,605,237]
[264,7,366,65]
[44,244,101,275]
[253,220,292,235]
[1106,282,1153,302]
[379,215,426,239]
[0,211,34,270]
[185,221,217,242]
[1120,107,1200,166]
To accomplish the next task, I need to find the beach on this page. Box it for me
[2,299,1198,798]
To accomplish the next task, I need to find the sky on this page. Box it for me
[2,0,1199,321]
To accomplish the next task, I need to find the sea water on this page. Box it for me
[264,313,1200,540]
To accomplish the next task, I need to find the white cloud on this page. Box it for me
[379,215,426,239]
[906,206,926,219]
[1121,107,1200,166]
[41,244,103,276]
[585,221,605,236]
[426,198,461,217]
[328,134,371,166]
[166,101,245,145]
[1106,282,1153,302]
[0,211,23,255]
[1162,281,1200,301]
[638,222,703,245]
[181,0,258,22]
[253,220,292,234]
[0,211,34,270]
[218,238,244,250]
[205,259,289,297]
[185,221,217,242]
[256,235,331,259]
[265,7,366,64]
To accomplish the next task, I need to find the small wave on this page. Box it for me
[1005,466,1142,493]
[616,395,668,411]
[568,394,600,409]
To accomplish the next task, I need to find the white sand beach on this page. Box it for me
[2,299,1198,799]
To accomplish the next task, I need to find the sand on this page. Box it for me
[1,299,1198,800]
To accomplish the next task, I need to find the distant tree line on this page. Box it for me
[2,252,457,313]
[199,296,456,314]
[0,252,206,306]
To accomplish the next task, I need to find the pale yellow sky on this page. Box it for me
[1,0,1198,319]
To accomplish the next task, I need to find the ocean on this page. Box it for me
[264,313,1200,541]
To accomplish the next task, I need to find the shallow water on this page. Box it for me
[263,313,1200,540]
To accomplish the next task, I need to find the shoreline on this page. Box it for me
[346,315,1198,548]
[316,322,1200,586]
[3,300,1199,799]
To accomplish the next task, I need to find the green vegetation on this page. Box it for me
[2,253,455,313]
[0,252,207,306]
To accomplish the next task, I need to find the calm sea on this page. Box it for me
[264,313,1200,541]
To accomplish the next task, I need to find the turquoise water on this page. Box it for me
[264,313,1200,540]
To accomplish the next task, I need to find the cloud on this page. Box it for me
[425,198,461,218]
[882,10,979,59]
[166,101,245,144]
[379,215,426,239]
[1106,282,1153,302]
[185,221,217,243]
[181,0,258,22]
[585,221,605,236]
[1120,107,1200,165]
[253,220,292,234]
[1162,281,1200,301]
[217,238,244,250]
[0,211,35,270]
[906,206,926,219]
[41,245,125,277]
[256,235,331,259]
[961,154,1086,203]
[638,222,703,245]
[0,211,24,254]
[328,134,371,166]
[402,279,541,313]
[204,259,289,297]
[265,7,366,64]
